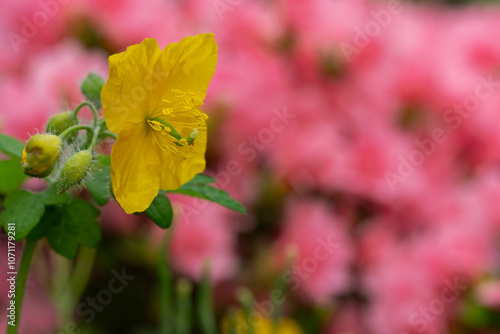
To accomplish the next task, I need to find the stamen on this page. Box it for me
[183,97,196,110]
[162,107,174,115]
[149,117,182,140]
[147,120,163,131]
[176,151,188,161]
[177,138,189,147]
[171,89,186,97]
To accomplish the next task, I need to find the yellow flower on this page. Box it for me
[222,311,304,334]
[102,34,217,214]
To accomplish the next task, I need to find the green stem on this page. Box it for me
[197,263,217,334]
[6,239,37,334]
[228,307,238,334]
[101,131,117,140]
[270,246,296,334]
[87,125,101,151]
[158,236,174,334]
[69,247,96,305]
[176,279,193,334]
[237,288,254,334]
[54,247,96,330]
[73,102,99,127]
[53,253,72,329]
[58,125,93,140]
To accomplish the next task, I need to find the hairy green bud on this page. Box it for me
[46,112,78,136]
[57,150,93,194]
[22,134,62,177]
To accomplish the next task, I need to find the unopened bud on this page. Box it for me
[46,112,78,136]
[57,150,93,194]
[22,134,62,177]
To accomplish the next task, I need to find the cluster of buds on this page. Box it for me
[21,106,101,194]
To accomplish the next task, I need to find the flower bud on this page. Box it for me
[46,112,78,136]
[57,150,93,194]
[22,134,62,177]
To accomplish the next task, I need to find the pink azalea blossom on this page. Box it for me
[273,200,352,303]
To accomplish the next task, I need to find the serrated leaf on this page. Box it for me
[36,183,69,205]
[0,134,24,158]
[145,193,173,229]
[0,191,45,240]
[81,72,105,110]
[45,199,101,259]
[0,158,26,194]
[166,184,247,214]
[87,155,111,206]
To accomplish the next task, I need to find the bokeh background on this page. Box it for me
[3,0,500,333]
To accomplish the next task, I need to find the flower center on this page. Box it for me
[148,118,198,161]
[147,117,198,143]
[146,89,209,161]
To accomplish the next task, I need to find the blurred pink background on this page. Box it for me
[2,0,500,333]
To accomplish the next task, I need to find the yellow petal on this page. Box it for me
[152,126,207,190]
[150,34,217,111]
[102,38,161,134]
[111,123,161,214]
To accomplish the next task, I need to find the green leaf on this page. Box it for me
[45,199,101,259]
[0,158,26,194]
[171,184,247,214]
[36,183,69,205]
[81,72,105,110]
[87,155,111,206]
[0,191,45,240]
[145,193,173,229]
[186,174,216,185]
[0,134,24,158]
[26,205,57,241]
[166,188,209,199]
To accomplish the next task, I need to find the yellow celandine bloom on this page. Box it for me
[102,34,217,214]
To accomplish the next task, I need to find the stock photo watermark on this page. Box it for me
[8,0,72,54]
[212,0,242,20]
[229,235,340,333]
[50,267,135,334]
[5,223,17,328]
[402,277,467,334]
[385,73,500,191]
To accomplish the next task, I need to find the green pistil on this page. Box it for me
[149,117,198,147]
